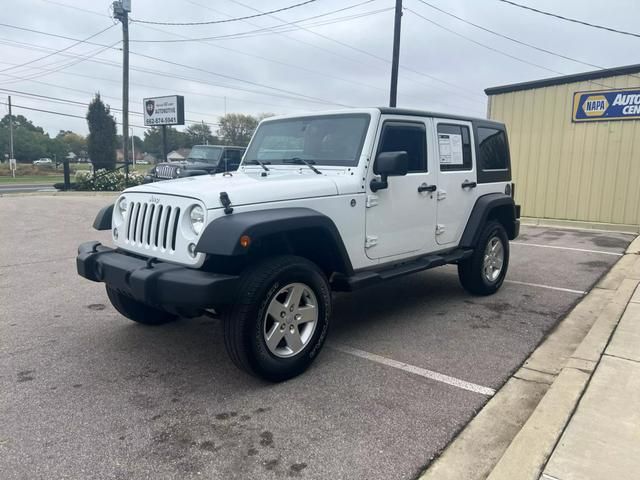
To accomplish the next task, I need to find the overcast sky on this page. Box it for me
[1,0,638,136]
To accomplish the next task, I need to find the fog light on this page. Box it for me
[113,227,119,240]
[188,243,197,257]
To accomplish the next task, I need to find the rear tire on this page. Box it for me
[222,255,331,382]
[458,220,509,295]
[106,286,178,325]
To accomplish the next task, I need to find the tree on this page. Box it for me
[56,130,86,156]
[217,113,258,146]
[185,122,217,146]
[86,93,117,170]
[1,114,51,162]
[142,126,189,159]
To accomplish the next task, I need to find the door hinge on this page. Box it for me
[365,235,378,248]
[437,189,447,201]
[366,194,378,208]
[436,224,445,235]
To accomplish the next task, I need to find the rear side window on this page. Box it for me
[377,122,427,173]
[478,128,508,170]
[476,126,511,183]
[437,124,472,171]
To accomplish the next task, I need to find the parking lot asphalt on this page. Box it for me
[0,195,635,480]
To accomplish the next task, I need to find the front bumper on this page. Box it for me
[76,241,238,309]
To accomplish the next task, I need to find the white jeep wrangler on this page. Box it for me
[77,108,520,381]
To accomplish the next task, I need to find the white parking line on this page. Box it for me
[330,343,496,396]
[512,242,623,256]
[505,279,586,296]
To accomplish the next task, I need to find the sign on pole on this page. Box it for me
[143,95,185,126]
[9,158,16,178]
[573,88,640,122]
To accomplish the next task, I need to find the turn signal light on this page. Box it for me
[240,235,251,248]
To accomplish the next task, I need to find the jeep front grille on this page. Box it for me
[126,201,181,251]
[155,165,175,179]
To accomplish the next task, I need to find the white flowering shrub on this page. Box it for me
[75,169,145,191]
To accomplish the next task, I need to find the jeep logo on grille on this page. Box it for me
[150,196,160,204]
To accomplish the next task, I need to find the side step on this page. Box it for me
[332,248,473,291]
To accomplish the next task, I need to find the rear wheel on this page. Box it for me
[222,255,331,382]
[106,286,178,325]
[458,220,509,295]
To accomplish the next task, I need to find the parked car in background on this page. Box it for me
[145,145,245,182]
[33,158,53,165]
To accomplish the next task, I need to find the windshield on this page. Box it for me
[244,114,370,167]
[187,146,223,164]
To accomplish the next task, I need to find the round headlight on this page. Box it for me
[117,197,128,218]
[175,168,182,176]
[189,205,205,235]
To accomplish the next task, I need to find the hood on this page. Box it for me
[127,169,339,208]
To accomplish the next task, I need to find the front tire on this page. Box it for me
[458,220,509,295]
[222,255,332,382]
[106,286,178,325]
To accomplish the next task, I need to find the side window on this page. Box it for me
[376,122,427,173]
[225,149,242,166]
[437,124,472,171]
[477,127,508,170]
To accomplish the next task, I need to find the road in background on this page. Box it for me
[0,183,57,194]
[0,195,634,480]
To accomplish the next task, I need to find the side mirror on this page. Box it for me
[370,151,409,192]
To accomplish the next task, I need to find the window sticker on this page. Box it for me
[438,133,463,165]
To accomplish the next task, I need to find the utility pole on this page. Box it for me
[113,0,131,182]
[389,0,402,107]
[130,127,135,167]
[8,96,14,159]
[8,95,15,178]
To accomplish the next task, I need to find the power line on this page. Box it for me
[38,0,485,111]
[0,101,146,129]
[406,8,561,75]
[496,0,640,39]
[0,22,350,107]
[412,0,619,74]
[226,0,486,104]
[0,42,121,85]
[131,0,381,43]
[0,24,116,74]
[0,88,221,126]
[131,0,318,26]
[0,37,333,109]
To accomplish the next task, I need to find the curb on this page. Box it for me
[486,277,639,480]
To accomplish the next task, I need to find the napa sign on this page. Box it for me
[573,88,640,122]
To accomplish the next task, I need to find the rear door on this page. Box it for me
[434,119,478,246]
[365,117,438,259]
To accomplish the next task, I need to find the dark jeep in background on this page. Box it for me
[145,145,245,182]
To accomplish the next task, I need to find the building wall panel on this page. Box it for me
[489,73,640,227]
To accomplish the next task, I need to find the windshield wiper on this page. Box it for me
[245,159,270,172]
[282,157,321,175]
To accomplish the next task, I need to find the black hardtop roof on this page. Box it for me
[485,63,640,95]
[376,107,504,128]
[192,144,245,149]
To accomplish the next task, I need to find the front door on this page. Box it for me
[365,118,438,260]
[434,119,478,246]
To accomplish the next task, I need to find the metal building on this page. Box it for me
[485,64,640,232]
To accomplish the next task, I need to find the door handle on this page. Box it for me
[418,183,437,193]
[461,180,477,189]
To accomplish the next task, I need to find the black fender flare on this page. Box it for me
[195,207,354,275]
[459,193,519,248]
[93,204,114,230]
